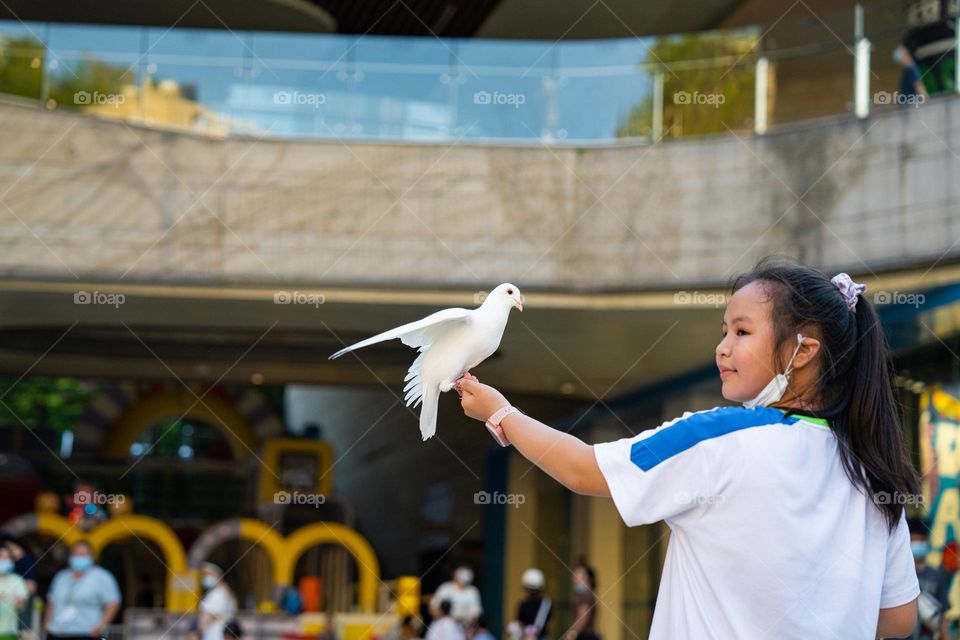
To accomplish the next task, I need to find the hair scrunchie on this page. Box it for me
[831,272,867,312]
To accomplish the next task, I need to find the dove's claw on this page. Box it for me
[453,372,478,398]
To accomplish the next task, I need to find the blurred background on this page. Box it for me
[0,0,959,638]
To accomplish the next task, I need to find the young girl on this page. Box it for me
[457,257,921,639]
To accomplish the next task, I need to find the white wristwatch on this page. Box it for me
[485,405,523,447]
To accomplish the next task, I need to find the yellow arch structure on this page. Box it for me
[100,389,259,459]
[3,514,383,614]
[280,522,381,613]
[1,513,83,546]
[187,518,287,607]
[88,515,195,612]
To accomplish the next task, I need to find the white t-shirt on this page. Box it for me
[199,585,237,640]
[425,617,465,640]
[593,405,920,639]
[430,582,482,623]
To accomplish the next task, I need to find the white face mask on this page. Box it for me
[455,568,473,585]
[743,334,805,409]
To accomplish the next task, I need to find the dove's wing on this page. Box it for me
[328,307,472,360]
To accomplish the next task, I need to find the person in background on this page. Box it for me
[397,615,425,640]
[0,546,28,640]
[894,44,928,102]
[426,601,464,640]
[512,568,551,640]
[0,534,37,633]
[472,614,493,640]
[0,535,37,596]
[429,565,482,627]
[909,518,951,640]
[562,563,598,640]
[198,563,237,640]
[44,541,121,640]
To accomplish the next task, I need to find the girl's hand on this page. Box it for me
[457,378,510,422]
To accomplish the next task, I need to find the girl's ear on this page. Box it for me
[793,336,821,370]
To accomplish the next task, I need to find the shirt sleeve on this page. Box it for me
[593,410,719,527]
[99,568,121,605]
[47,572,65,608]
[880,509,921,609]
[13,576,28,601]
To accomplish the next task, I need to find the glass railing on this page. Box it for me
[0,0,955,145]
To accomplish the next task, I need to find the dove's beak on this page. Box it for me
[514,300,523,312]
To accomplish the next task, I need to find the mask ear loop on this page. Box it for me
[783,334,806,378]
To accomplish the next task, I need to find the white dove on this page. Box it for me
[328,283,523,440]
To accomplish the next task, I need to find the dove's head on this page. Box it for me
[484,283,523,312]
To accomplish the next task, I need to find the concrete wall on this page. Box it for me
[1,95,957,290]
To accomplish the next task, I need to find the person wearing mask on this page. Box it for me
[0,535,36,634]
[44,541,120,640]
[429,565,482,627]
[198,563,237,640]
[0,547,28,640]
[562,563,598,640]
[909,519,951,640]
[425,601,464,640]
[511,569,551,640]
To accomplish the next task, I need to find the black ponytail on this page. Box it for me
[731,256,919,533]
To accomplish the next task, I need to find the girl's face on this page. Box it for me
[716,281,782,403]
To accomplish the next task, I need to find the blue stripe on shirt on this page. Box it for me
[630,406,797,471]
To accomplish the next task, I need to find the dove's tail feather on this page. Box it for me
[419,385,440,441]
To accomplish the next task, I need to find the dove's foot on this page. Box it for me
[453,372,479,398]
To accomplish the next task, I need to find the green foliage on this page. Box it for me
[0,34,45,99]
[0,376,100,432]
[616,32,759,139]
[0,32,130,107]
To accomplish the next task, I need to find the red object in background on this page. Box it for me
[942,542,959,573]
[299,576,322,612]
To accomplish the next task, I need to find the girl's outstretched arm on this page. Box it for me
[458,379,611,497]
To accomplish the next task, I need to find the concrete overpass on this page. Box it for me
[0,95,958,399]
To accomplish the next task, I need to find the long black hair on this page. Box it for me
[730,256,919,533]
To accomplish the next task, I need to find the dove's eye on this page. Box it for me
[507,288,514,295]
